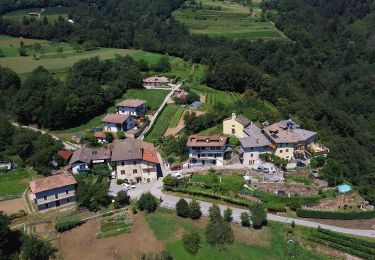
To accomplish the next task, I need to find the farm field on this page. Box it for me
[174,0,287,40]
[145,104,180,143]
[169,107,185,128]
[53,89,169,136]
[146,209,330,260]
[190,85,242,108]
[0,168,37,201]
[3,7,71,22]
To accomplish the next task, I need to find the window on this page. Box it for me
[44,196,47,200]
[133,169,138,174]
[121,162,125,166]
[66,190,69,195]
[286,149,289,152]
[133,161,137,165]
[232,128,236,134]
[250,153,253,157]
[121,170,125,175]
[67,198,70,203]
[250,147,253,151]
[280,150,283,153]
[45,204,49,209]
[55,194,58,199]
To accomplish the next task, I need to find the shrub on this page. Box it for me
[208,204,222,223]
[223,207,233,222]
[250,204,267,228]
[137,192,158,214]
[116,179,126,185]
[188,200,202,219]
[176,198,189,218]
[163,174,178,187]
[266,201,286,212]
[229,136,239,147]
[296,209,375,220]
[205,218,234,247]
[240,212,251,226]
[55,216,83,232]
[114,190,130,209]
[182,232,201,255]
[9,210,27,220]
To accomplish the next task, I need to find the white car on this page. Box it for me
[121,183,130,190]
[172,172,182,178]
[131,184,136,189]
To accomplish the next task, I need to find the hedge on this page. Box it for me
[266,201,286,212]
[55,216,83,232]
[164,186,258,207]
[308,228,375,259]
[296,208,375,220]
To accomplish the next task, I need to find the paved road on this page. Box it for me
[11,122,80,150]
[113,179,375,238]
[139,83,181,139]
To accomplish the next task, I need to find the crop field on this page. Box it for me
[191,85,242,107]
[53,89,169,135]
[174,0,286,40]
[0,168,36,200]
[3,7,71,22]
[169,107,185,128]
[145,104,180,143]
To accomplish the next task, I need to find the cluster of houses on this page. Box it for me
[185,113,327,168]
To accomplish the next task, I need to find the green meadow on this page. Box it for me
[3,7,71,22]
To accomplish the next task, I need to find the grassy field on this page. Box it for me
[3,7,71,22]
[145,209,329,260]
[191,172,244,193]
[197,124,223,135]
[53,89,169,136]
[145,104,180,143]
[0,168,37,200]
[190,85,242,108]
[169,107,185,128]
[174,0,286,40]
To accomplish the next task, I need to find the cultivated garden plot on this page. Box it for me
[174,0,287,40]
[96,211,132,239]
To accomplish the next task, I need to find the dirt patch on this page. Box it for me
[232,223,271,247]
[0,198,26,214]
[164,110,186,137]
[311,193,364,211]
[59,213,164,260]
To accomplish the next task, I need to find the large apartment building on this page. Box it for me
[111,139,159,183]
[186,135,228,167]
[29,174,76,211]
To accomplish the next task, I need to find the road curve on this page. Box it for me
[126,180,375,238]
[11,122,80,150]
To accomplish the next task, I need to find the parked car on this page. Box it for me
[121,183,130,190]
[111,172,117,179]
[257,166,266,172]
[172,172,182,178]
[131,184,136,189]
[262,168,270,173]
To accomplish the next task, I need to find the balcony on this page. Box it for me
[37,193,75,205]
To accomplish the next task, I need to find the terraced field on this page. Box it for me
[191,85,242,107]
[174,0,286,40]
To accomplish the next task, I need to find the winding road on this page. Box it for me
[123,179,375,238]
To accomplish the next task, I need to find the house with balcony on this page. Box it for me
[262,120,316,161]
[143,76,169,89]
[101,113,135,133]
[239,123,270,166]
[223,113,251,138]
[29,173,77,211]
[186,135,228,167]
[68,147,111,174]
[116,99,146,117]
[111,139,160,183]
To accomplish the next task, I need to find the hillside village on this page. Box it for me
[0,0,374,259]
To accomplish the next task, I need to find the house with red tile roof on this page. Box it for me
[57,150,73,161]
[93,132,107,143]
[111,139,160,183]
[29,173,76,211]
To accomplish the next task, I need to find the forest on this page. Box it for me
[0,0,374,201]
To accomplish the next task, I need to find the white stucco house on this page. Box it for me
[101,113,135,133]
[116,99,146,117]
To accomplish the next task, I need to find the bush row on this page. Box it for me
[311,231,375,256]
[250,191,320,210]
[296,208,375,220]
[164,186,258,207]
[55,216,84,232]
[309,237,374,259]
[317,228,375,248]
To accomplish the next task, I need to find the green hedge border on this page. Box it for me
[297,208,375,220]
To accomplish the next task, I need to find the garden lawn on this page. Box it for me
[3,7,71,22]
[191,172,244,193]
[145,209,329,260]
[53,88,169,135]
[0,168,37,200]
[145,104,180,143]
[174,0,287,40]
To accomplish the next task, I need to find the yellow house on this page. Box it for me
[223,113,251,138]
